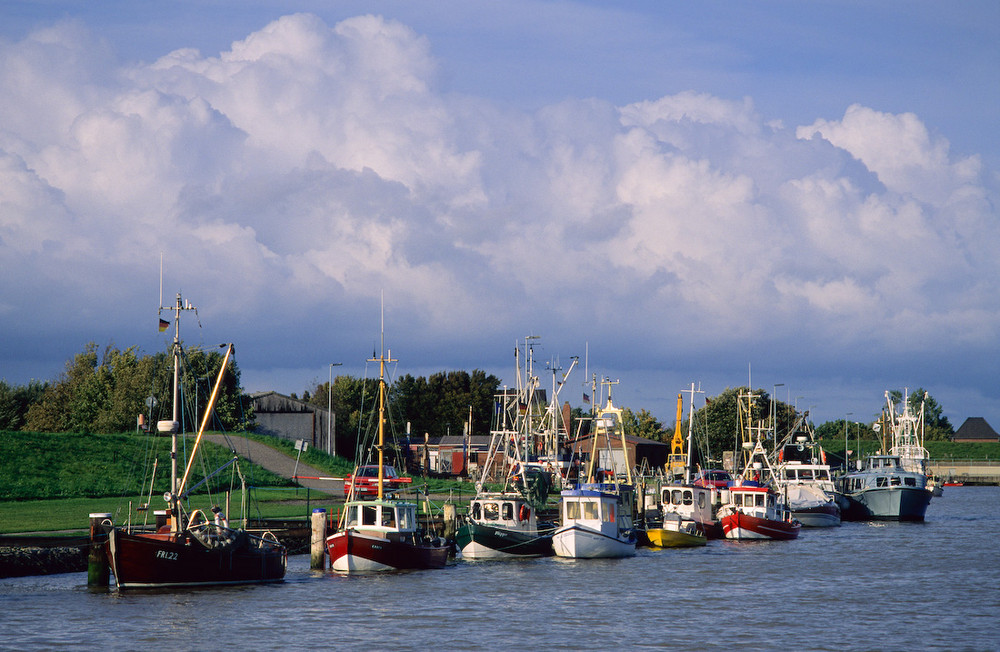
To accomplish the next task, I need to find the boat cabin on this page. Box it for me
[561,489,628,537]
[726,486,791,522]
[839,456,926,493]
[469,495,536,531]
[344,499,417,534]
[659,485,715,524]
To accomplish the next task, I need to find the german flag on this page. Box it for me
[158,318,169,332]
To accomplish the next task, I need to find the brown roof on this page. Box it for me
[952,417,1000,441]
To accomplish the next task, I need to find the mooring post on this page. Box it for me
[442,502,457,541]
[87,512,112,587]
[310,508,327,570]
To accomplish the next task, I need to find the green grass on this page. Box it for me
[0,429,473,533]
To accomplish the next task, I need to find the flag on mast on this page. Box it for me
[158,318,169,332]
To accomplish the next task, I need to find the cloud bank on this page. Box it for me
[1,14,997,423]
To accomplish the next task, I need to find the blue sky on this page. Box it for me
[1,1,998,431]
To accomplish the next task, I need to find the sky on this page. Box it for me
[1,1,998,432]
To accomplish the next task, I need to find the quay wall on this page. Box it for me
[928,460,1000,484]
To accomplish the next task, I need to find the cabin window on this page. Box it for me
[890,477,901,486]
[502,502,514,520]
[483,502,500,521]
[471,502,482,520]
[565,501,581,520]
[876,477,888,487]
[755,494,765,507]
[817,470,829,480]
[671,490,683,505]
[698,493,706,509]
[904,477,916,487]
[346,505,359,527]
[800,469,813,480]
[361,505,377,526]
[682,491,693,506]
[381,506,396,527]
[399,507,415,530]
[583,500,600,520]
[604,503,615,523]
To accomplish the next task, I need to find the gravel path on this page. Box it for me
[204,434,344,495]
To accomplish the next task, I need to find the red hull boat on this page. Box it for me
[107,527,286,589]
[721,509,801,540]
[327,527,448,572]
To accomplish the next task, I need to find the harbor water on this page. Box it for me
[2,486,998,651]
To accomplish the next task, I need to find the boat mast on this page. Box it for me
[683,382,703,485]
[372,300,396,501]
[160,291,197,534]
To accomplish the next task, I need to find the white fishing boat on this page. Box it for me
[836,454,931,521]
[553,390,637,559]
[773,415,841,527]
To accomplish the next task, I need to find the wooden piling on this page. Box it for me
[310,508,327,570]
[87,512,112,587]
[442,502,457,541]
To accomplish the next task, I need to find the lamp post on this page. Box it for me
[329,362,342,457]
[772,383,784,439]
[844,412,853,471]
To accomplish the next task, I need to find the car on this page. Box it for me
[693,469,732,489]
[344,465,412,497]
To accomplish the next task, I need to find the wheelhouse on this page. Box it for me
[344,500,417,533]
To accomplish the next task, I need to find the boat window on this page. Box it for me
[583,500,600,520]
[381,506,396,527]
[399,507,415,530]
[682,490,693,506]
[876,477,888,487]
[502,502,514,520]
[904,477,916,487]
[346,505,359,527]
[361,505,377,526]
[483,502,500,521]
[471,502,482,520]
[890,477,901,486]
[565,501,581,520]
[766,495,774,507]
[755,494,765,507]
[604,503,615,523]
[741,494,752,507]
[698,493,706,509]
[800,469,813,480]
[817,470,829,480]
[672,490,683,505]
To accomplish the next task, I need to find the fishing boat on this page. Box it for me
[645,386,717,545]
[553,390,637,559]
[325,333,449,572]
[773,415,841,527]
[835,454,931,521]
[105,293,287,589]
[883,389,939,497]
[718,389,801,541]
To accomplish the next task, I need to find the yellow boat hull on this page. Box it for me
[646,527,707,548]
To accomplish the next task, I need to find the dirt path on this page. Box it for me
[204,434,344,495]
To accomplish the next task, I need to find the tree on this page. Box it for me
[621,407,666,441]
[0,379,48,431]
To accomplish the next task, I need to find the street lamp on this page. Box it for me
[772,383,784,439]
[844,412,853,471]
[329,362,342,457]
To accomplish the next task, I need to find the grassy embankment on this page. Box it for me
[0,431,468,534]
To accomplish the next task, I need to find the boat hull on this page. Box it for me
[791,502,842,527]
[455,522,553,560]
[552,524,636,559]
[721,512,801,540]
[839,487,931,521]
[326,530,449,572]
[645,527,707,548]
[106,528,287,589]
